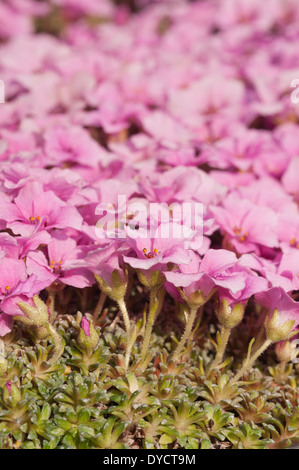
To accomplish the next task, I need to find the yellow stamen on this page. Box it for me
[240,232,248,242]
[143,247,161,258]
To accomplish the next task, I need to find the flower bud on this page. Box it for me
[95,269,127,303]
[275,340,297,363]
[16,295,49,327]
[81,317,90,337]
[32,324,51,340]
[3,382,11,402]
[138,269,165,290]
[217,299,245,329]
[3,382,21,406]
[77,317,100,356]
[265,309,297,343]
[186,287,216,309]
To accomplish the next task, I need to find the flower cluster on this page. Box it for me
[0,0,299,348]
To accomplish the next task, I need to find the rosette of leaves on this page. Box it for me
[149,374,186,402]
[262,401,299,449]
[199,404,235,444]
[160,399,207,449]
[23,344,65,382]
[138,410,177,449]
[52,372,109,409]
[51,405,102,449]
[0,382,36,444]
[92,416,129,449]
[107,373,161,424]
[223,422,273,449]
[197,371,243,408]
[232,391,276,424]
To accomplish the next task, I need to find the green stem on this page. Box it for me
[250,325,266,355]
[93,291,107,322]
[279,361,287,377]
[117,299,131,337]
[0,339,7,374]
[124,326,138,371]
[172,305,198,361]
[141,288,162,364]
[47,291,56,322]
[46,323,64,364]
[230,338,272,385]
[208,326,232,372]
[117,299,131,370]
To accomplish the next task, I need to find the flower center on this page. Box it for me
[143,248,161,259]
[1,285,11,296]
[233,226,248,242]
[29,216,41,224]
[50,260,63,273]
[290,238,299,248]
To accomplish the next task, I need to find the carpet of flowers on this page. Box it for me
[0,0,299,449]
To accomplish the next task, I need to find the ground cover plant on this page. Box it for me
[0,0,299,450]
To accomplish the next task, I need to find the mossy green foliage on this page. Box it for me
[0,311,299,450]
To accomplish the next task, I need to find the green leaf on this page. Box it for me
[55,417,73,431]
[78,408,91,425]
[40,403,52,421]
[159,433,175,445]
[201,438,211,449]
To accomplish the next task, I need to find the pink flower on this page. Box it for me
[26,231,94,290]
[255,287,299,329]
[205,128,272,171]
[0,182,83,236]
[217,265,269,307]
[141,110,193,146]
[165,249,245,300]
[238,178,295,214]
[0,257,39,320]
[138,167,203,204]
[167,75,245,123]
[212,193,278,254]
[282,157,299,202]
[274,251,299,292]
[0,2,31,39]
[123,223,191,271]
[44,125,103,168]
[240,252,289,289]
[53,0,114,17]
[0,313,14,337]
[278,213,299,253]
